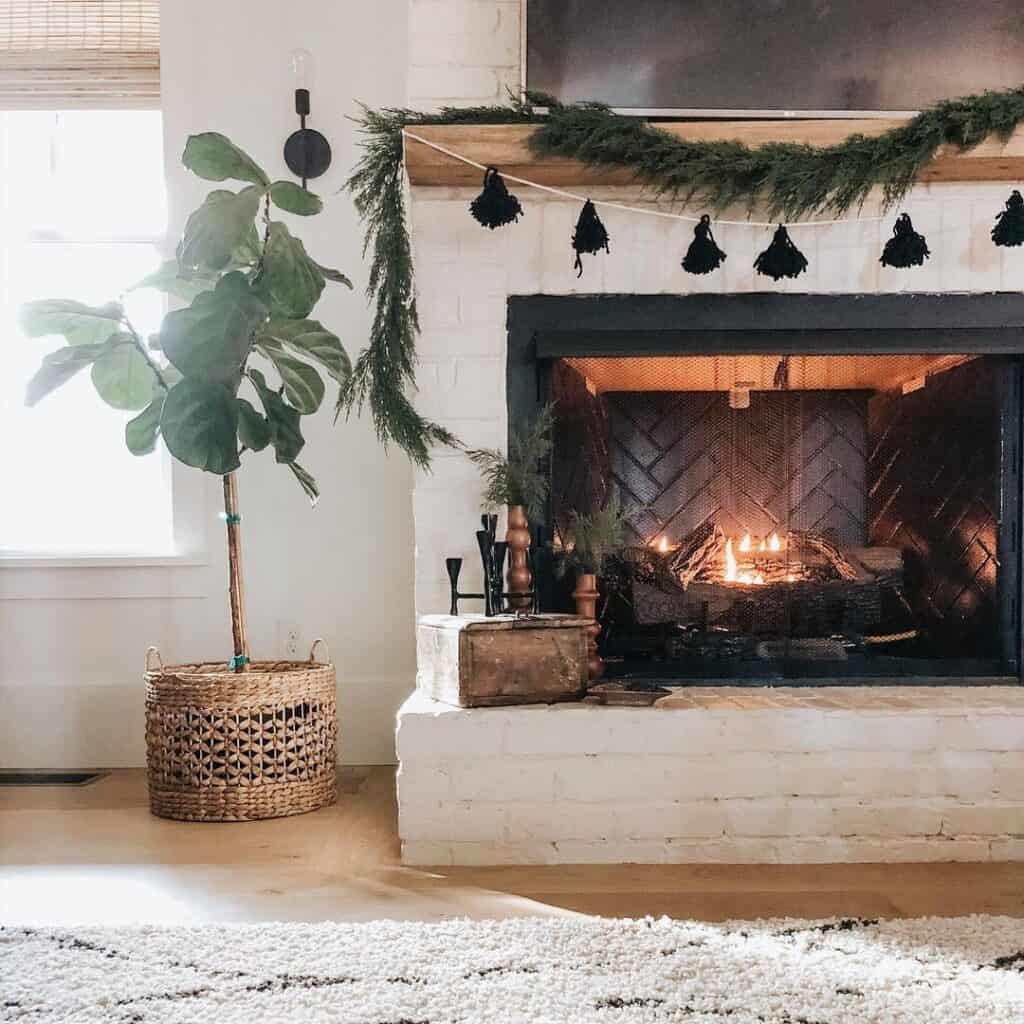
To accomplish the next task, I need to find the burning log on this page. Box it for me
[788,531,861,581]
[670,526,726,587]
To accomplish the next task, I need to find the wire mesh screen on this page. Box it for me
[547,353,1014,682]
[606,389,867,548]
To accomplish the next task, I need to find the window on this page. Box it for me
[0,109,171,556]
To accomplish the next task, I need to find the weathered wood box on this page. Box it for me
[416,614,589,707]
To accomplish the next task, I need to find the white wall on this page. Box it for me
[0,0,416,768]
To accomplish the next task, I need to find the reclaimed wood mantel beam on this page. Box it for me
[404,120,1024,188]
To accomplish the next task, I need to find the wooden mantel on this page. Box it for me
[404,120,1024,188]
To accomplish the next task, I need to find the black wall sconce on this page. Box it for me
[283,49,331,189]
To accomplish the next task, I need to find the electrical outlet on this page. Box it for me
[279,622,302,659]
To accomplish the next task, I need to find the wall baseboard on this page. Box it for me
[0,681,410,770]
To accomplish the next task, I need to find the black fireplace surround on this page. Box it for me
[507,293,1024,686]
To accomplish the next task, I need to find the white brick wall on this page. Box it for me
[397,689,1024,864]
[408,0,520,109]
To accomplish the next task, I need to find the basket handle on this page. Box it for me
[309,638,331,664]
[145,646,164,673]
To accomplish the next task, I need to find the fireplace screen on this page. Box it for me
[548,352,1020,683]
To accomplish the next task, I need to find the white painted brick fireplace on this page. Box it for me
[397,0,1024,865]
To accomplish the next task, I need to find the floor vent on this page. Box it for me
[0,771,107,787]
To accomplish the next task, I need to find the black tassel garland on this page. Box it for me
[682,214,727,274]
[469,167,523,229]
[572,199,610,277]
[754,226,808,281]
[880,213,931,268]
[992,190,1024,247]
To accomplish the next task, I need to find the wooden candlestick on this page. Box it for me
[572,571,604,681]
[505,504,532,610]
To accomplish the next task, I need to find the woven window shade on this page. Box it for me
[0,1,159,109]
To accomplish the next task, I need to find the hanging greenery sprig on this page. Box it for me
[340,100,539,468]
[345,86,1024,466]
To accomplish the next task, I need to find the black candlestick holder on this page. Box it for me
[446,515,538,616]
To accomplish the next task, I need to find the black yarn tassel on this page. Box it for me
[682,214,727,274]
[754,225,808,281]
[880,213,931,268]
[572,199,610,277]
[992,190,1024,248]
[469,167,523,229]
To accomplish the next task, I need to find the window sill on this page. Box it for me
[0,553,206,569]
[0,555,212,601]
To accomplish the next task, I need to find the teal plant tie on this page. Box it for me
[229,654,249,669]
[221,512,242,525]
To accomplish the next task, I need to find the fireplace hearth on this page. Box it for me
[508,294,1024,686]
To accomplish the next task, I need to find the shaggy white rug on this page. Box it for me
[3,916,1024,1023]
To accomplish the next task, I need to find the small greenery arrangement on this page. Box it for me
[557,499,632,578]
[20,133,354,665]
[466,404,554,519]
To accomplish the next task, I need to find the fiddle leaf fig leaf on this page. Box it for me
[236,396,271,452]
[90,338,155,410]
[131,260,220,303]
[232,222,262,267]
[257,221,325,319]
[161,272,267,381]
[256,343,325,414]
[182,132,270,188]
[249,367,305,464]
[258,319,350,384]
[268,180,323,216]
[315,262,353,289]
[288,460,320,504]
[160,377,240,474]
[125,385,167,455]
[19,299,123,346]
[25,342,113,406]
[177,186,263,272]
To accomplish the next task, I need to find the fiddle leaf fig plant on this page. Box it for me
[20,132,353,668]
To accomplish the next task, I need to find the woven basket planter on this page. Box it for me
[144,642,337,822]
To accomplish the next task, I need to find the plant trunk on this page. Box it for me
[223,472,250,672]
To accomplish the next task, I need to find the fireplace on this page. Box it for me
[508,294,1024,686]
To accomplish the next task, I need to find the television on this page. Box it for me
[524,0,1024,117]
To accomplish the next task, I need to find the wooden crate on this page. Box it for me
[416,614,589,707]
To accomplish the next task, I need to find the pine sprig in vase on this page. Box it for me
[467,405,554,610]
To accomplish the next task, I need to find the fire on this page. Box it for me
[720,531,784,586]
[724,537,737,581]
[656,535,669,554]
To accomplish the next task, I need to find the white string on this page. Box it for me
[403,130,888,229]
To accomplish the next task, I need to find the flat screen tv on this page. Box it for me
[525,0,1024,117]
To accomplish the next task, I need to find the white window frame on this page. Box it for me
[0,109,210,596]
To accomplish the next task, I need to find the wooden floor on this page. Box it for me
[2,768,1023,926]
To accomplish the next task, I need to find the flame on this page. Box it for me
[717,530,793,587]
[657,535,669,554]
[724,537,738,582]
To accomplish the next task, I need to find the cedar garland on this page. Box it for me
[343,88,1024,467]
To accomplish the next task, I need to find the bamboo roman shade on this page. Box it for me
[0,1,158,108]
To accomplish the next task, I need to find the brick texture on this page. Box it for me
[397,689,1024,864]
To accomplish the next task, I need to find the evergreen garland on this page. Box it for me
[344,87,1024,467]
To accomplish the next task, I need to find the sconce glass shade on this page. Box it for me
[291,48,312,90]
